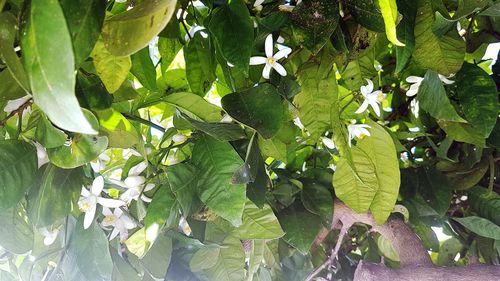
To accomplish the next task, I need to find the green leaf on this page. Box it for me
[345,0,385,32]
[333,121,400,224]
[413,0,465,75]
[231,202,285,240]
[301,181,333,224]
[131,47,158,91]
[177,111,246,141]
[290,0,340,53]
[278,203,322,254]
[436,237,463,266]
[208,0,253,71]
[47,135,108,169]
[102,0,177,56]
[192,136,246,226]
[0,12,29,92]
[163,92,222,122]
[158,37,183,73]
[294,58,336,141]
[0,140,37,210]
[28,165,83,228]
[60,0,106,66]
[395,0,417,73]
[0,207,34,254]
[378,0,405,46]
[190,247,220,272]
[110,250,142,281]
[468,187,500,226]
[417,70,465,122]
[0,70,26,102]
[35,114,68,149]
[375,233,400,261]
[21,0,97,134]
[165,163,200,216]
[221,84,285,139]
[55,216,113,281]
[95,108,140,148]
[438,121,486,148]
[455,63,498,137]
[144,185,177,229]
[185,32,217,96]
[91,38,132,93]
[203,236,246,281]
[140,234,173,279]
[453,216,500,240]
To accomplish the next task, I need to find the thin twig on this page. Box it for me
[0,98,32,127]
[122,113,166,132]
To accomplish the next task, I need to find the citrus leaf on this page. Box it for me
[163,92,222,122]
[95,108,140,148]
[203,236,246,281]
[333,121,400,224]
[0,140,37,210]
[185,32,216,96]
[278,203,322,254]
[102,0,177,56]
[47,135,108,169]
[91,38,132,93]
[21,0,97,134]
[453,216,500,240]
[231,202,285,240]
[28,165,83,228]
[0,207,34,254]
[131,47,158,91]
[192,136,246,226]
[221,84,285,139]
[378,0,405,46]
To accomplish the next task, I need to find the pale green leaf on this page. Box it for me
[0,207,34,254]
[91,38,132,93]
[21,0,96,134]
[231,202,285,240]
[378,0,405,46]
[163,92,222,122]
[102,0,177,56]
[203,236,246,281]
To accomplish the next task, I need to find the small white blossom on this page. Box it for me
[322,137,335,149]
[184,25,208,42]
[250,34,292,79]
[3,95,31,114]
[78,176,125,229]
[39,227,59,246]
[101,207,136,242]
[405,74,454,97]
[254,0,264,10]
[34,142,49,168]
[114,162,155,204]
[355,79,386,117]
[90,152,110,173]
[172,134,188,143]
[347,122,371,147]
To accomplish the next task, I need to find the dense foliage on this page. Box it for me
[0,0,499,280]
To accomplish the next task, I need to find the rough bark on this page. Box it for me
[318,200,500,281]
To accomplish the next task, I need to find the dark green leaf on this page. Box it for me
[0,207,34,254]
[192,136,246,226]
[144,185,177,230]
[453,216,500,240]
[0,140,37,209]
[231,201,285,240]
[438,121,486,148]
[131,47,158,91]
[468,187,500,226]
[165,163,201,216]
[417,70,465,122]
[21,0,97,134]
[185,32,216,96]
[345,0,385,32]
[28,165,83,228]
[221,84,285,139]
[35,114,68,149]
[163,92,222,122]
[208,0,253,71]
[301,181,333,225]
[47,135,108,169]
[278,203,322,254]
[102,0,177,56]
[395,0,417,73]
[177,111,246,141]
[455,62,498,137]
[60,0,106,66]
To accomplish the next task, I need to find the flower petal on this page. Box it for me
[249,56,267,65]
[91,176,104,195]
[272,62,287,77]
[406,76,424,83]
[438,74,455,84]
[364,79,374,93]
[102,206,113,216]
[262,63,272,79]
[141,194,153,203]
[254,0,264,7]
[369,100,381,117]
[83,205,96,229]
[273,47,292,60]
[265,34,273,58]
[144,183,155,192]
[128,162,147,176]
[406,84,420,97]
[81,187,90,197]
[97,197,125,208]
[124,176,146,188]
[109,228,120,241]
[355,100,369,114]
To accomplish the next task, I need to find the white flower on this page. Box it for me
[90,152,110,173]
[172,134,187,143]
[78,176,125,229]
[405,74,454,97]
[39,227,59,246]
[347,122,371,147]
[3,95,31,114]
[322,137,335,149]
[250,34,292,79]
[101,207,136,242]
[355,79,386,117]
[184,25,208,42]
[254,0,264,10]
[34,142,49,168]
[115,162,155,204]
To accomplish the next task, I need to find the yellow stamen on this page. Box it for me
[267,57,275,65]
